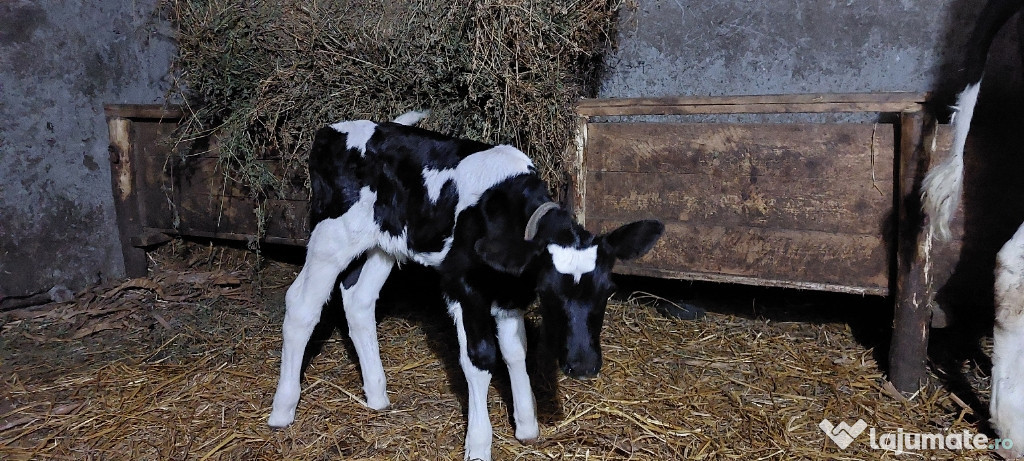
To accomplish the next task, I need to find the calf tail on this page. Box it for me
[392,110,430,126]
[922,0,1022,240]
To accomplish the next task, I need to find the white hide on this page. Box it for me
[492,306,539,442]
[330,120,377,154]
[340,249,395,410]
[547,244,598,283]
[422,168,457,203]
[993,224,1024,458]
[448,300,494,461]
[452,145,534,216]
[922,80,982,240]
[269,187,381,427]
[392,110,430,126]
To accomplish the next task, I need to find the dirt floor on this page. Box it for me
[0,240,1003,460]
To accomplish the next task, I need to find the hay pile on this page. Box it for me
[0,242,996,460]
[166,0,623,200]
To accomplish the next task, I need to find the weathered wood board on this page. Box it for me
[581,122,897,294]
[105,105,311,277]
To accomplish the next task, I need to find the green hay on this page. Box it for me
[165,0,624,203]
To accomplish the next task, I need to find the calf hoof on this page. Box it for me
[267,409,295,428]
[366,394,390,411]
[515,425,539,444]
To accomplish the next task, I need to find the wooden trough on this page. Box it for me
[104,94,951,394]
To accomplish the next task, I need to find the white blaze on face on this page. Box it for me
[547,244,597,283]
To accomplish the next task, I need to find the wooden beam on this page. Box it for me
[144,227,308,247]
[106,116,148,277]
[104,104,185,120]
[575,93,928,117]
[889,109,933,392]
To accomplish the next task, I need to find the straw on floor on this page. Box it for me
[0,241,994,460]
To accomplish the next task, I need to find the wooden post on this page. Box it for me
[106,116,148,277]
[889,109,932,392]
[571,115,589,227]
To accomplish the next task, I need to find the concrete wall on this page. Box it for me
[600,0,995,98]
[0,0,175,299]
[599,0,1024,321]
[0,0,1018,304]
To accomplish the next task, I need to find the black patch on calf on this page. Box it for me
[339,253,369,290]
[309,127,364,226]
[359,123,491,253]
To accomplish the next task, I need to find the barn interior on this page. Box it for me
[2,0,1023,459]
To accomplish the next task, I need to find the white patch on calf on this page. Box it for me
[922,80,982,240]
[330,120,377,155]
[448,299,494,461]
[992,224,1024,458]
[392,110,430,126]
[269,186,381,428]
[339,249,394,410]
[453,145,534,215]
[422,167,457,203]
[413,236,453,267]
[491,306,539,442]
[547,244,597,283]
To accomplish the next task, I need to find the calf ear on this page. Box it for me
[602,220,665,261]
[474,238,541,275]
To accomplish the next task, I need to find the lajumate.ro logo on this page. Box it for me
[819,418,1014,454]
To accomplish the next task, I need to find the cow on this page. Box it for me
[922,0,1024,457]
[267,110,665,461]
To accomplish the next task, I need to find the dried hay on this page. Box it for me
[165,0,623,202]
[0,242,998,460]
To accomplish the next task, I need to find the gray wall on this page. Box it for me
[599,0,1024,319]
[0,0,1016,302]
[0,1,175,299]
[600,0,987,98]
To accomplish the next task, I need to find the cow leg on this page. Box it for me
[269,214,376,428]
[340,249,394,410]
[449,300,494,461]
[493,307,538,443]
[992,224,1024,457]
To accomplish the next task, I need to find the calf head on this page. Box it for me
[474,207,664,379]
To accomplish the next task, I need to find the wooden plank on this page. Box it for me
[144,227,307,247]
[586,123,895,180]
[585,171,891,235]
[589,219,891,294]
[583,123,895,235]
[173,195,310,243]
[106,117,148,277]
[166,156,307,201]
[608,265,887,296]
[131,118,182,230]
[104,104,185,120]
[889,110,933,392]
[576,93,928,117]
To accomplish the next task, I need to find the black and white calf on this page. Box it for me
[267,111,664,460]
[922,0,1024,456]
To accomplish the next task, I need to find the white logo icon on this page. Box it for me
[819,419,868,449]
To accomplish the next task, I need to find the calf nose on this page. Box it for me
[562,355,601,379]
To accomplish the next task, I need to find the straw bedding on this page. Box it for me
[0,241,997,460]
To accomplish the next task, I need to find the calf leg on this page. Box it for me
[992,224,1024,457]
[268,254,348,427]
[449,300,494,461]
[340,249,394,410]
[493,307,538,443]
[269,213,376,428]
